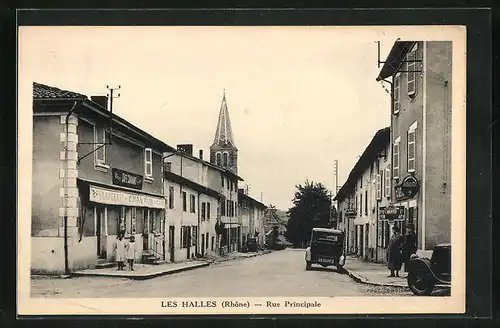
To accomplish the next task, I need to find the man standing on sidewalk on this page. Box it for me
[386,226,403,277]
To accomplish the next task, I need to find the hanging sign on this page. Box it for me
[89,186,165,209]
[395,175,420,201]
[112,168,143,190]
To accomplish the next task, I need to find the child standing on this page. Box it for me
[126,235,137,271]
[114,232,126,271]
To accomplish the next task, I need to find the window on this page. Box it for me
[223,152,228,166]
[169,186,174,209]
[220,200,226,216]
[201,202,206,220]
[360,176,363,189]
[221,173,224,187]
[226,178,229,190]
[216,152,222,166]
[407,44,418,97]
[182,191,187,212]
[359,194,363,217]
[94,126,106,165]
[190,194,196,213]
[192,226,197,247]
[393,73,401,114]
[144,148,153,178]
[408,122,417,172]
[181,226,189,248]
[385,167,391,197]
[365,190,368,215]
[376,173,382,200]
[393,137,400,180]
[207,202,211,220]
[230,181,233,192]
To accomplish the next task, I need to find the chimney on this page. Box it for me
[177,144,193,157]
[199,149,203,160]
[91,96,108,109]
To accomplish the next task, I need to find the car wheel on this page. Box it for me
[306,262,312,270]
[407,269,435,296]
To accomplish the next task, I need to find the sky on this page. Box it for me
[20,26,400,210]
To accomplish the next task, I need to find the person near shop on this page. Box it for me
[386,226,403,277]
[126,235,137,271]
[402,224,417,272]
[114,232,126,271]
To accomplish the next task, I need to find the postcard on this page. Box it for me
[17,24,466,315]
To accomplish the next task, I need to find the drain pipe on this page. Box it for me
[64,100,80,275]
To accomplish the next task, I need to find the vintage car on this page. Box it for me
[407,243,451,296]
[305,228,345,271]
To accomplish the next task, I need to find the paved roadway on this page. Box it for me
[31,249,411,298]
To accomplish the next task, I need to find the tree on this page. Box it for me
[286,180,333,247]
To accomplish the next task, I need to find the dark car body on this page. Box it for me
[246,238,258,252]
[407,243,451,296]
[305,228,345,270]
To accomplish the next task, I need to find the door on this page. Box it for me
[168,226,175,262]
[201,233,205,255]
[96,207,107,259]
[143,209,150,250]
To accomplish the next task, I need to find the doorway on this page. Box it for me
[168,225,175,262]
[96,207,107,259]
[201,233,205,256]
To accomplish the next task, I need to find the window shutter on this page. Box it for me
[385,167,391,197]
[408,129,416,172]
[393,74,401,114]
[376,173,382,200]
[407,50,417,96]
[144,148,153,177]
[393,142,400,179]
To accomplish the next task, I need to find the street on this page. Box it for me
[31,249,412,298]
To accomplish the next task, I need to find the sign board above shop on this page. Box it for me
[112,168,143,190]
[89,186,165,209]
[379,205,405,221]
[395,175,420,201]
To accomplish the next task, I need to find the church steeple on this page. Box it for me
[210,90,238,174]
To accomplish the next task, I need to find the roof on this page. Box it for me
[376,41,417,81]
[212,91,237,149]
[169,151,244,181]
[33,82,88,99]
[334,127,390,202]
[238,191,267,208]
[164,171,224,199]
[33,82,176,153]
[312,228,343,234]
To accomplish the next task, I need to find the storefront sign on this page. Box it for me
[395,175,420,201]
[345,208,357,218]
[89,186,165,209]
[379,206,405,221]
[112,168,143,190]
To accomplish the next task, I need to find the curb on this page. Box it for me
[72,262,210,280]
[208,251,269,264]
[344,268,410,290]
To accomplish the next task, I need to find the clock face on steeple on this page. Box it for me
[210,90,238,174]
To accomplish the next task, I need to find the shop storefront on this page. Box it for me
[77,177,166,264]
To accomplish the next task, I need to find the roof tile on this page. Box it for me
[33,82,88,100]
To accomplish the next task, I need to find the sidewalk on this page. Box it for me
[344,255,409,289]
[72,260,209,280]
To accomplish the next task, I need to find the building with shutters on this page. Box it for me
[335,127,390,261]
[31,82,175,274]
[376,40,452,257]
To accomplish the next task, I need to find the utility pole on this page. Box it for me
[106,85,121,143]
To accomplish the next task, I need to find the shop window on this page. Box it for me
[393,73,401,114]
[82,204,95,237]
[144,148,153,179]
[94,126,106,165]
[393,137,400,180]
[182,191,187,212]
[207,202,211,220]
[190,194,196,213]
[107,206,120,236]
[201,202,206,221]
[169,186,175,209]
